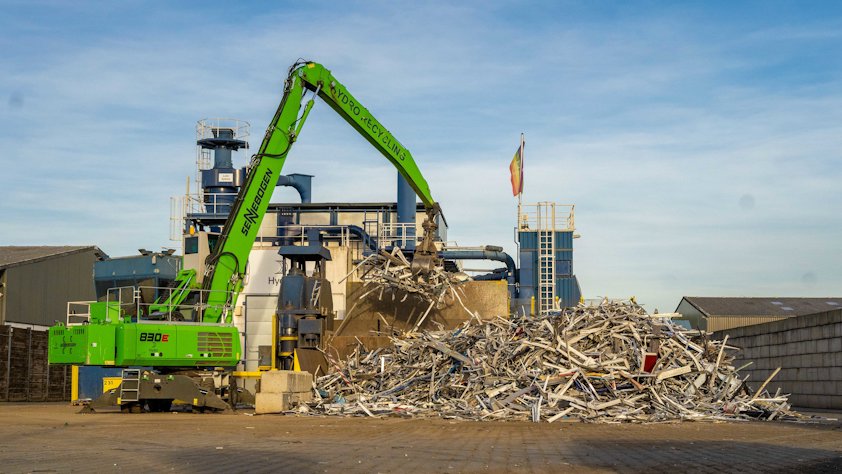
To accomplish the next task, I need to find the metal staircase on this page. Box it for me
[119,369,141,403]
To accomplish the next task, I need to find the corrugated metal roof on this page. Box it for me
[0,246,106,270]
[678,296,842,318]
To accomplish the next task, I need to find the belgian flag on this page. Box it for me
[509,135,524,196]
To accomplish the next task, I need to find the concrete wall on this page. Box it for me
[714,309,842,409]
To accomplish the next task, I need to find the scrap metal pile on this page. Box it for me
[305,300,798,423]
[343,248,473,331]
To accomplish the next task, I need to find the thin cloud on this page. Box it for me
[1,2,841,312]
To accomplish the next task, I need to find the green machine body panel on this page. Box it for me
[115,323,240,367]
[49,323,116,366]
[49,322,240,368]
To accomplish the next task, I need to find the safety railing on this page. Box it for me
[378,222,419,249]
[183,191,240,216]
[136,286,234,324]
[66,301,93,326]
[170,195,185,242]
[64,286,236,325]
[518,202,575,231]
[106,286,138,315]
[264,224,353,247]
[197,118,250,144]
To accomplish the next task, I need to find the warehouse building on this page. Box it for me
[674,296,842,332]
[0,246,104,402]
[0,246,105,328]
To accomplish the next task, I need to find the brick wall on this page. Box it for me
[713,309,842,409]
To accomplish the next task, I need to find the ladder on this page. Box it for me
[361,210,381,253]
[119,369,141,403]
[538,230,555,313]
[309,279,321,308]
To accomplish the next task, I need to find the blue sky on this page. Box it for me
[2,1,842,312]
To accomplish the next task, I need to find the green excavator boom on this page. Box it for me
[49,61,441,369]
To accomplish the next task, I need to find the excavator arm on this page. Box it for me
[196,61,441,323]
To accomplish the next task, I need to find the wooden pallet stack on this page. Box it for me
[303,301,799,422]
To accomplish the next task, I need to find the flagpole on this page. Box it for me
[517,133,523,220]
[515,133,524,282]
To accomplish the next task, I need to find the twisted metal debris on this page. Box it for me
[305,300,799,423]
[339,248,474,332]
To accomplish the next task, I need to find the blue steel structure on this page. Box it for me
[514,203,582,313]
[198,127,248,216]
[397,174,417,251]
[93,251,181,298]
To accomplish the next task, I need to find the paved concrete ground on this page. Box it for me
[0,403,841,473]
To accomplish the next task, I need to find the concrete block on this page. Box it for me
[255,391,314,414]
[255,392,285,414]
[798,353,810,367]
[260,370,314,393]
[811,326,824,340]
[284,390,314,405]
[816,339,830,353]
[795,393,827,408]
[760,346,771,358]
[817,313,832,326]
[831,367,842,380]
[818,381,835,394]
[818,367,831,380]
[830,337,842,353]
[782,367,797,380]
[800,382,815,395]
[822,325,835,339]
[835,325,842,337]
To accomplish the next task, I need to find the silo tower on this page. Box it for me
[196,118,250,217]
